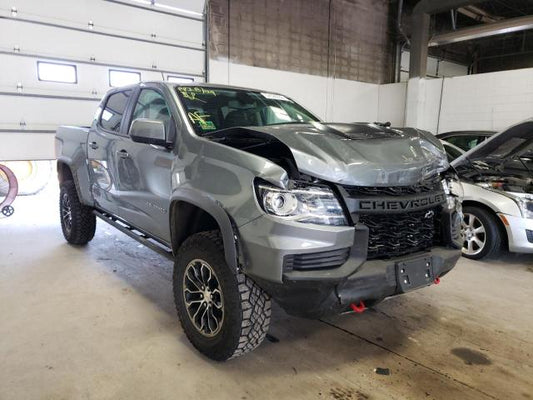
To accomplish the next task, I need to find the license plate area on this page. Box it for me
[396,256,434,292]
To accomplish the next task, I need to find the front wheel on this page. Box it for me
[59,181,96,245]
[174,230,271,361]
[461,206,501,260]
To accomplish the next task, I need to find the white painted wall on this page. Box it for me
[439,68,533,132]
[405,77,443,133]
[405,67,533,134]
[400,51,468,82]
[378,83,407,127]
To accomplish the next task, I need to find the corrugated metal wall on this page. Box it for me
[209,0,394,84]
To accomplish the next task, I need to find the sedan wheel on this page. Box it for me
[462,212,486,256]
[460,206,502,260]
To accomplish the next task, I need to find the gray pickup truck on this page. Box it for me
[56,82,463,360]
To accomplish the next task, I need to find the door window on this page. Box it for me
[100,90,132,133]
[132,89,171,125]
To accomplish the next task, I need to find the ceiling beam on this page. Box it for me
[409,0,486,78]
[429,15,533,47]
[457,5,502,23]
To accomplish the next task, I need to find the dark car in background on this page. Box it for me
[437,130,496,152]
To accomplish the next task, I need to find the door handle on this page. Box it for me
[117,149,130,158]
[90,141,99,150]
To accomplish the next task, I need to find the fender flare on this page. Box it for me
[56,156,94,206]
[170,190,238,271]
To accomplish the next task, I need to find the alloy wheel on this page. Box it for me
[462,212,486,256]
[61,192,73,234]
[182,259,224,337]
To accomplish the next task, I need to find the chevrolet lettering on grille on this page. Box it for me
[354,192,446,213]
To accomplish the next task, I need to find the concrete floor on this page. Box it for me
[1,184,532,400]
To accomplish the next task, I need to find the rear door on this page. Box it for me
[87,89,134,215]
[113,85,175,243]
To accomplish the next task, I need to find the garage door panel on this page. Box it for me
[0,132,56,160]
[0,19,204,74]
[0,96,99,129]
[0,54,197,97]
[1,0,205,47]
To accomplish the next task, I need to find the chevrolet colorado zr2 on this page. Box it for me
[56,82,463,360]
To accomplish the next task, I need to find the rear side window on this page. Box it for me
[100,90,132,133]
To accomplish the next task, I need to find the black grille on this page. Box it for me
[283,248,350,271]
[343,177,441,198]
[359,208,439,260]
[527,230,533,244]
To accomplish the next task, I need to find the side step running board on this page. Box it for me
[93,210,174,261]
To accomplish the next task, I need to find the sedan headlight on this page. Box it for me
[475,182,533,219]
[441,174,464,211]
[255,181,347,226]
[515,196,533,219]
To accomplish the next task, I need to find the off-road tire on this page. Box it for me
[59,180,96,245]
[174,230,271,361]
[462,206,501,260]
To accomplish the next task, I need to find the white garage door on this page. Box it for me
[0,0,206,160]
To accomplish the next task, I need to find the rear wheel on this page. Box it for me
[461,206,501,260]
[59,181,96,245]
[174,230,271,361]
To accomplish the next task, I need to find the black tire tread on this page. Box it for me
[174,230,271,360]
[60,180,96,245]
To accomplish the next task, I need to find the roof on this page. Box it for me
[157,81,266,93]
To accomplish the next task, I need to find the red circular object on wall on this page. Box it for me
[0,164,19,210]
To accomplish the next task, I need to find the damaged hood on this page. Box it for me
[205,122,449,186]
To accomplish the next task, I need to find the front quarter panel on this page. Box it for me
[462,182,521,217]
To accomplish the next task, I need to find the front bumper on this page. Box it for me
[499,213,533,253]
[254,246,460,318]
[238,214,461,319]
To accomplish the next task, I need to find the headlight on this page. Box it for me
[515,196,533,219]
[475,183,533,219]
[441,175,464,211]
[255,181,347,226]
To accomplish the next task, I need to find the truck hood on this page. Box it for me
[204,122,449,186]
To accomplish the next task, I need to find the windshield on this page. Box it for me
[176,86,319,135]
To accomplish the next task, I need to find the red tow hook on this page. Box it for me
[350,301,366,313]
[434,276,441,285]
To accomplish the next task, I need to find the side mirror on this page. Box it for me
[129,118,172,147]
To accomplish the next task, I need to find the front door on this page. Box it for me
[113,87,174,244]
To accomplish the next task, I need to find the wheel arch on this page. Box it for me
[56,158,94,206]
[170,194,238,270]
